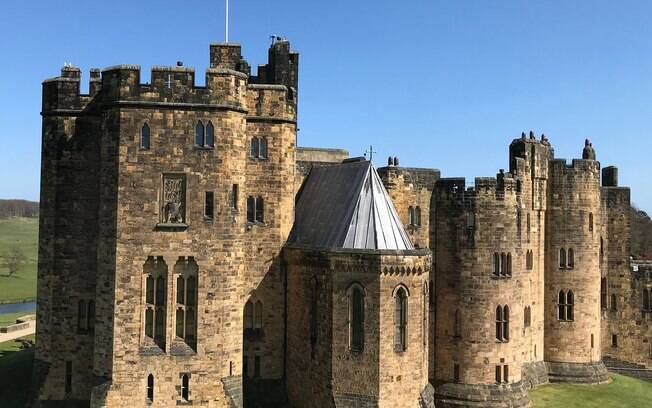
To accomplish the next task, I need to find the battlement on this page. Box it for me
[377,166,441,191]
[509,131,554,177]
[549,158,601,174]
[42,40,299,117]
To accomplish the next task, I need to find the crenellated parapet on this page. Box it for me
[42,40,299,118]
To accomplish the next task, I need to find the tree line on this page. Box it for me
[0,199,39,218]
[631,206,652,260]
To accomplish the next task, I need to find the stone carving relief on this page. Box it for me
[162,175,186,224]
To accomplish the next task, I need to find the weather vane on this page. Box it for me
[364,145,377,161]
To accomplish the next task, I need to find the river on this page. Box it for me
[0,301,36,315]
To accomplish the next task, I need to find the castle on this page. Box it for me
[31,39,651,408]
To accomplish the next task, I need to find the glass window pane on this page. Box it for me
[145,308,154,338]
[176,308,185,338]
[244,301,253,329]
[177,276,185,305]
[186,308,196,340]
[195,121,204,146]
[256,197,264,223]
[146,276,154,304]
[206,121,214,147]
[259,138,268,158]
[187,277,196,306]
[156,276,166,306]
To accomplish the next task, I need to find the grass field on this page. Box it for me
[0,218,38,304]
[0,311,35,327]
[531,373,652,407]
[0,334,34,408]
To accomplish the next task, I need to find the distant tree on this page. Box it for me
[631,205,652,259]
[1,246,27,277]
[0,199,39,218]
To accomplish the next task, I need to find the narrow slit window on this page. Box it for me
[205,121,215,148]
[141,123,151,149]
[350,285,365,352]
[195,121,205,147]
[250,137,259,158]
[255,197,264,223]
[65,361,72,395]
[147,374,154,402]
[259,137,268,158]
[231,184,239,210]
[204,191,214,219]
[181,374,189,401]
[394,287,408,352]
[246,196,255,223]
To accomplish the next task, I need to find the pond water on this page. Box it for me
[0,301,36,315]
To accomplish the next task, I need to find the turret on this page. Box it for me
[544,140,608,383]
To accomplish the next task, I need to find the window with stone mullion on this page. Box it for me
[176,274,197,346]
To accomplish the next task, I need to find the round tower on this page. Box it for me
[434,174,530,407]
[544,140,608,383]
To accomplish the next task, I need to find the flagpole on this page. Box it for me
[225,0,229,43]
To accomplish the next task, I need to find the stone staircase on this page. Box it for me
[603,357,652,382]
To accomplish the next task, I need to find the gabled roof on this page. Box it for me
[289,160,414,250]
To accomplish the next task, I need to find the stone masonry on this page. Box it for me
[33,38,649,408]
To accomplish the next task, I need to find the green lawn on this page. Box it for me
[0,335,35,408]
[531,373,652,407]
[0,218,38,303]
[0,311,35,327]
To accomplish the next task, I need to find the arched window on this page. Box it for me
[503,306,510,341]
[601,278,607,310]
[611,294,617,312]
[78,300,87,331]
[589,213,594,232]
[255,197,264,223]
[140,123,150,149]
[259,137,268,159]
[181,374,189,401]
[495,306,502,340]
[506,253,512,277]
[246,196,255,223]
[408,206,415,226]
[524,306,531,328]
[454,309,462,338]
[250,137,259,158]
[495,306,509,342]
[349,284,365,352]
[415,206,422,226]
[558,291,566,321]
[567,248,575,268]
[205,121,214,148]
[559,248,567,268]
[310,277,319,350]
[394,286,408,352]
[244,301,254,329]
[174,259,198,348]
[526,250,533,270]
[493,253,501,277]
[147,374,154,402]
[254,301,263,329]
[143,258,167,349]
[195,121,205,147]
[526,213,531,242]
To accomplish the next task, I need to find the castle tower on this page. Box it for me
[285,160,433,408]
[34,40,298,407]
[544,140,608,383]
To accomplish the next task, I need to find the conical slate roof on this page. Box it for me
[289,159,414,250]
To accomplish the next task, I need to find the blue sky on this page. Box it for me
[1,1,651,211]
